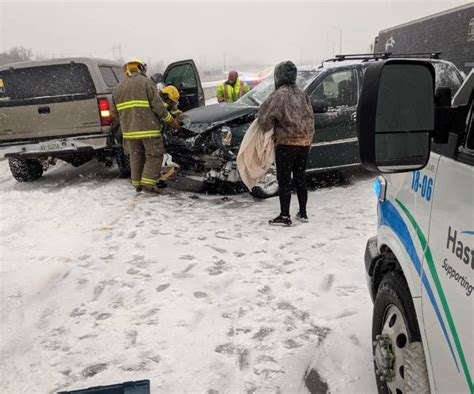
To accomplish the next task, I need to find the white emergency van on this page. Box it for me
[358,60,473,394]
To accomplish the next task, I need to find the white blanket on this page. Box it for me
[237,119,275,191]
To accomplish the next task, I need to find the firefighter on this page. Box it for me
[216,70,250,103]
[160,85,182,118]
[112,58,180,194]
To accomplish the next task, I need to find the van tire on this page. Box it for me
[372,271,429,394]
[8,157,43,182]
[404,342,429,393]
[115,148,131,178]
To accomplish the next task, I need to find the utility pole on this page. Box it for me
[112,45,122,60]
[331,26,343,54]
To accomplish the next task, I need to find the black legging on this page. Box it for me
[275,144,310,217]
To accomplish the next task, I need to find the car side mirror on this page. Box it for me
[357,60,435,173]
[150,73,163,84]
[311,99,328,113]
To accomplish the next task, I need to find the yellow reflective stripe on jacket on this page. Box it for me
[141,177,157,186]
[116,100,150,111]
[162,112,173,124]
[122,130,161,139]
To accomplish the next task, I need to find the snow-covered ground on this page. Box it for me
[0,159,378,393]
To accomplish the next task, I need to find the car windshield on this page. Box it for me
[239,70,320,106]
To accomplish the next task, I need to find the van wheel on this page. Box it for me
[8,157,43,182]
[250,165,279,199]
[372,271,430,394]
[115,148,131,178]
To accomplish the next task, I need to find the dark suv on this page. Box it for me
[164,54,464,197]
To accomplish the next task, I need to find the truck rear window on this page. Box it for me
[0,63,95,104]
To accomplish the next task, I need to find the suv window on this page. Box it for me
[99,66,118,87]
[310,70,357,108]
[164,64,196,90]
[0,63,95,104]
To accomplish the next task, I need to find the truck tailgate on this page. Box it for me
[0,97,101,140]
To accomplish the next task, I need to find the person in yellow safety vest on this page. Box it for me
[160,85,182,118]
[216,70,250,103]
[112,58,180,194]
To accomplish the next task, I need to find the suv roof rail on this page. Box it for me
[320,51,443,66]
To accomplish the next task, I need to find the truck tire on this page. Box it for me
[8,157,43,182]
[115,148,131,178]
[372,271,430,394]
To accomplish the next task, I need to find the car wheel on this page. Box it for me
[115,148,131,178]
[8,157,43,182]
[250,165,279,199]
[372,271,430,394]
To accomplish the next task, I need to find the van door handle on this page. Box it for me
[38,106,50,114]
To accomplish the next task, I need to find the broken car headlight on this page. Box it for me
[220,126,232,146]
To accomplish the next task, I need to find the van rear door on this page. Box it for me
[0,62,102,141]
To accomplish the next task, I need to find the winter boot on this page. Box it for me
[156,180,167,188]
[269,214,292,227]
[135,185,143,193]
[142,185,163,195]
[296,211,309,223]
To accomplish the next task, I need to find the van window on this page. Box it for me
[0,63,95,105]
[99,66,119,87]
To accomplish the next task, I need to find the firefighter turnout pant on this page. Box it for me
[124,137,164,188]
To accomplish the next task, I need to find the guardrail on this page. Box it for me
[202,80,224,101]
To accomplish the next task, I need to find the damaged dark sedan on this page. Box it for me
[155,56,464,198]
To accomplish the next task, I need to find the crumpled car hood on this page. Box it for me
[183,103,258,133]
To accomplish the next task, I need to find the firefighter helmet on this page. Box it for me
[123,58,147,76]
[161,85,180,104]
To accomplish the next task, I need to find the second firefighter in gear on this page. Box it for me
[216,70,250,103]
[112,58,180,193]
[160,85,182,119]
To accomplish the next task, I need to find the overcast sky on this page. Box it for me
[0,0,470,70]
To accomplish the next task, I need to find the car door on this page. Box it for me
[420,105,473,393]
[162,59,205,112]
[306,68,359,170]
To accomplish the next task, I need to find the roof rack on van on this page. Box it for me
[319,51,443,67]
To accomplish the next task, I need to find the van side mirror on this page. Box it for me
[150,73,163,84]
[311,99,328,113]
[357,60,435,173]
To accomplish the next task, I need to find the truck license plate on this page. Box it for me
[39,140,71,151]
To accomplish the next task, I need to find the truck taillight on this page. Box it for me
[98,98,112,126]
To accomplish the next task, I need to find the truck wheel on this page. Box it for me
[8,157,43,182]
[115,148,131,178]
[372,271,430,394]
[250,165,279,199]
